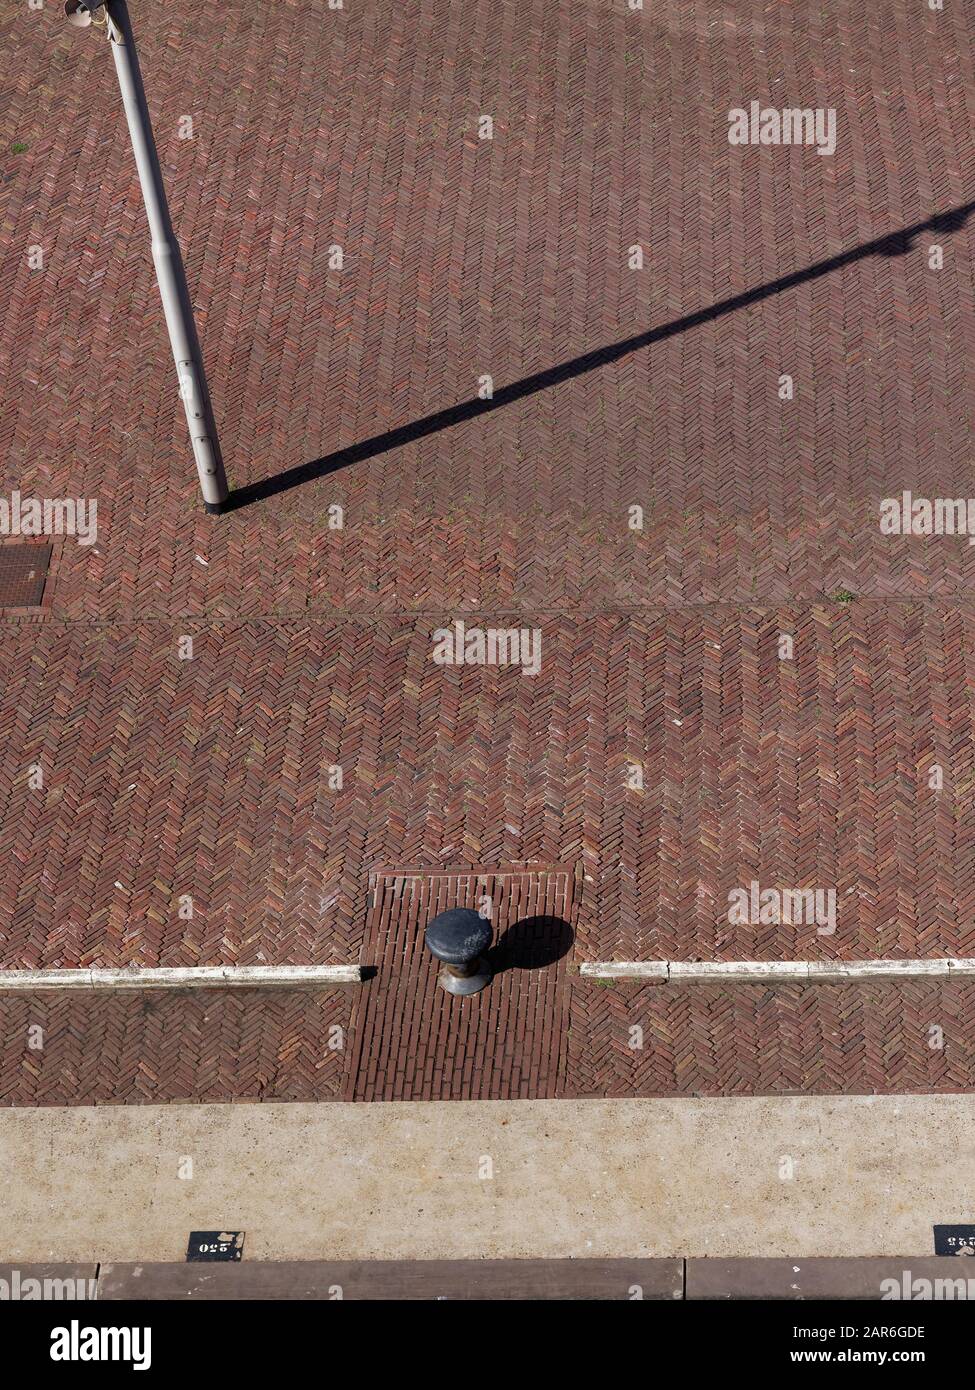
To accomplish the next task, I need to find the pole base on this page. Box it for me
[203,497,230,515]
[437,957,493,997]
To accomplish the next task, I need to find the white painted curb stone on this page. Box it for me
[0,965,363,991]
[579,959,967,984]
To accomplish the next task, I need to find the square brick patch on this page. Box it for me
[345,866,576,1101]
[0,544,52,608]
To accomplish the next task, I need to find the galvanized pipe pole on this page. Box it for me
[68,0,229,512]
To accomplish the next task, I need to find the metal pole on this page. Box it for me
[102,1,229,511]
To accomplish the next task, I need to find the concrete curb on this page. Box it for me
[0,965,363,992]
[579,959,975,983]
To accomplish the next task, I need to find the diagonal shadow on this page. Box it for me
[223,200,975,512]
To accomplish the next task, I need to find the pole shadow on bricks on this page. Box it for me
[223,200,975,512]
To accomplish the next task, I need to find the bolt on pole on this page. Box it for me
[67,0,229,512]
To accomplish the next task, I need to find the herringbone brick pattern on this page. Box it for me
[566,981,975,1098]
[1,1,974,1102]
[1,612,971,974]
[1,2,973,618]
[0,991,352,1105]
[0,605,973,1101]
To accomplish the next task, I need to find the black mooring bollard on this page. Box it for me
[424,908,493,996]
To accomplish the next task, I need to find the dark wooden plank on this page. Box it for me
[686,1257,975,1300]
[0,1265,98,1299]
[100,1258,681,1300]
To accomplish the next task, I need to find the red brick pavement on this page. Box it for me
[1,611,972,973]
[1,1,974,1102]
[568,979,975,1098]
[0,990,352,1105]
[4,975,975,1105]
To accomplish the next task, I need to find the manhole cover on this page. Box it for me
[0,544,52,607]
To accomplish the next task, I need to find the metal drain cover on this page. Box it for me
[0,544,52,607]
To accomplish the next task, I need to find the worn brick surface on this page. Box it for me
[1,613,972,974]
[1,1,974,1102]
[1,1,974,618]
[566,981,975,1098]
[0,991,352,1105]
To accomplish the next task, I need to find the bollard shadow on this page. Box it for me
[487,915,574,976]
